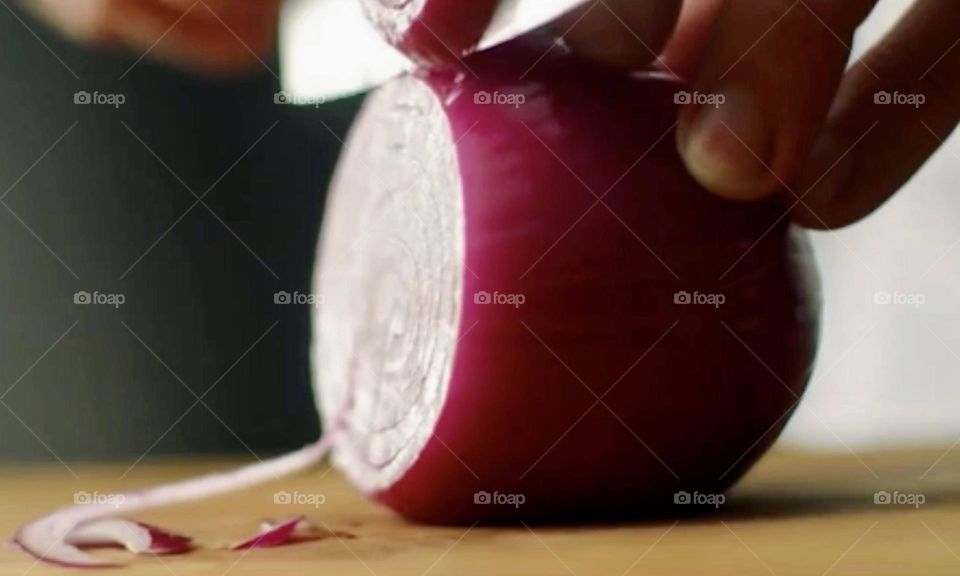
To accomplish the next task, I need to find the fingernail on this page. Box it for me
[678,86,775,199]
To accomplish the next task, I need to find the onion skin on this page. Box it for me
[361,0,499,63]
[367,41,821,523]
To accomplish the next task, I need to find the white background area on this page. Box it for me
[780,1,960,450]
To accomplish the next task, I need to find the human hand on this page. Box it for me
[23,0,282,75]
[554,0,960,228]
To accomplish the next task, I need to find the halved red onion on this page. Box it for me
[311,38,820,523]
[15,437,334,567]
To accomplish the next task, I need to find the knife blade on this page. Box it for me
[279,0,589,102]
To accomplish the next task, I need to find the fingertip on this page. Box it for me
[677,87,781,202]
[789,131,860,229]
[555,0,682,70]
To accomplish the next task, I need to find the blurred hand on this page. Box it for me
[23,0,282,75]
[554,0,960,228]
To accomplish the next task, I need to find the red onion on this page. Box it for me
[312,39,820,523]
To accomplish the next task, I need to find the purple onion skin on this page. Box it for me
[375,39,820,524]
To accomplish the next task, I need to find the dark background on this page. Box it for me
[0,5,361,460]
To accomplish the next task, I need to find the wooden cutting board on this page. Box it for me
[3,447,959,575]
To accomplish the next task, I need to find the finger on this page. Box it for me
[553,0,683,70]
[154,0,274,13]
[676,0,878,201]
[108,0,280,75]
[21,0,116,44]
[793,0,960,228]
[659,0,725,80]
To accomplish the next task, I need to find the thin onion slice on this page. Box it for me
[230,516,307,550]
[66,518,192,555]
[14,437,334,567]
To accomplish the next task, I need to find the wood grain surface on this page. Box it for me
[3,447,959,575]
